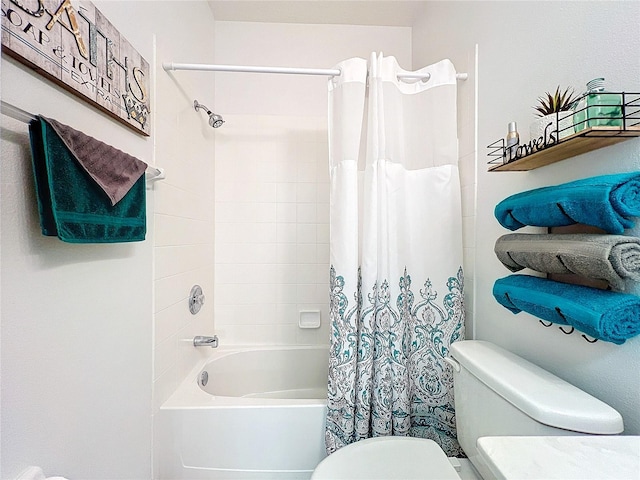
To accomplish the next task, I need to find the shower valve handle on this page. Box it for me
[189,285,205,314]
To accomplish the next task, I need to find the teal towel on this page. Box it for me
[494,172,640,233]
[29,117,146,243]
[493,274,640,344]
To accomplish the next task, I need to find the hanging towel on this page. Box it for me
[494,172,640,233]
[493,274,640,344]
[29,116,147,243]
[494,233,640,290]
[41,116,147,205]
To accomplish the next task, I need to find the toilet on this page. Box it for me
[312,340,628,480]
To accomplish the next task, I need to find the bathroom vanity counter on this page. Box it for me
[477,435,640,480]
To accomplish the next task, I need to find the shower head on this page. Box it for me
[194,100,224,128]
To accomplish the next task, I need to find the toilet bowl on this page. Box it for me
[312,340,625,480]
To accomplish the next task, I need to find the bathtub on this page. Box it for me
[157,345,329,480]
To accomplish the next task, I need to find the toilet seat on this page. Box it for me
[311,437,461,480]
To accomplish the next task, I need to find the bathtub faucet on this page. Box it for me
[193,335,219,348]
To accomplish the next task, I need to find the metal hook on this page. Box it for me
[538,317,599,344]
[581,335,599,343]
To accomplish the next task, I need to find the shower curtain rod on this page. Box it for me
[1,100,165,182]
[162,62,469,81]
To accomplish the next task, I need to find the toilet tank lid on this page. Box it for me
[449,341,623,434]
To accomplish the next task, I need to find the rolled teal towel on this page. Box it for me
[494,172,640,233]
[493,274,640,344]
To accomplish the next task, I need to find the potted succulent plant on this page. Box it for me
[530,86,577,141]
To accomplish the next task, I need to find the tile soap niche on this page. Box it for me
[299,310,321,329]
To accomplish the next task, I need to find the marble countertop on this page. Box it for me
[477,435,640,480]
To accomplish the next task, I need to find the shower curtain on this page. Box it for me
[325,53,465,457]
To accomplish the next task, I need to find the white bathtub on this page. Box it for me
[157,345,329,480]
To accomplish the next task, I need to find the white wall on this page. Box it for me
[94,0,218,475]
[146,1,216,414]
[212,21,411,344]
[1,112,152,480]
[1,1,216,478]
[1,14,153,480]
[413,1,640,434]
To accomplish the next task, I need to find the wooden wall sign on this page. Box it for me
[1,0,151,136]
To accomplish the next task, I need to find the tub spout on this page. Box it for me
[193,335,219,348]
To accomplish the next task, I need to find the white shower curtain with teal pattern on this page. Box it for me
[325,53,465,457]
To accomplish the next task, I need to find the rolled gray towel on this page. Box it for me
[494,234,640,290]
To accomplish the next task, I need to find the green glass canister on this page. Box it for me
[573,78,622,133]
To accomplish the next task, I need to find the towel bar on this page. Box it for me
[1,100,165,182]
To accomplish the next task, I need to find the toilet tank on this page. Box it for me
[449,341,623,478]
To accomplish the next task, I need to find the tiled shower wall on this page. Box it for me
[212,21,411,347]
[151,9,217,412]
[214,115,330,345]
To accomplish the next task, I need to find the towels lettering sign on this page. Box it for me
[503,121,557,163]
[1,0,151,136]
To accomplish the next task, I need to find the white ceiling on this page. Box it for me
[208,1,428,27]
